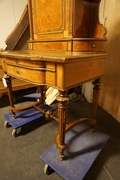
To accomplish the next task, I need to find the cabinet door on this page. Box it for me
[31,0,65,40]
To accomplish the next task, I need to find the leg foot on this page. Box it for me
[56,90,69,160]
[90,78,101,131]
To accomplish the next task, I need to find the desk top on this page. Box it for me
[0,50,107,63]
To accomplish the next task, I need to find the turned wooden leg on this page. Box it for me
[56,90,69,160]
[37,85,45,103]
[90,78,101,132]
[3,73,15,117]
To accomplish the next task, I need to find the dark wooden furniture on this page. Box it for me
[0,0,107,160]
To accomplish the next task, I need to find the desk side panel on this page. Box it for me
[63,58,105,89]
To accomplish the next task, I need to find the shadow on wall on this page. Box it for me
[99,2,120,122]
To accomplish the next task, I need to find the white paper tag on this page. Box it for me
[2,78,7,87]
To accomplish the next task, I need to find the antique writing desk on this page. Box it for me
[0,0,107,160]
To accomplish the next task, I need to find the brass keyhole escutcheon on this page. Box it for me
[46,44,49,48]
[16,70,20,74]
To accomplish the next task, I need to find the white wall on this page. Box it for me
[0,0,27,49]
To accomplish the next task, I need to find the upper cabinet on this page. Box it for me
[28,0,107,52]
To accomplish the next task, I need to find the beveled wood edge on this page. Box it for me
[28,37,108,43]
[0,51,107,62]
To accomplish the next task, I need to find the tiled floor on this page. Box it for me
[0,91,120,180]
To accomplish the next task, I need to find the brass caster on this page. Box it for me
[90,126,94,133]
[59,153,65,161]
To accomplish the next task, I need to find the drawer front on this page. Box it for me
[73,40,106,52]
[2,59,45,84]
[31,41,68,51]
[2,59,57,86]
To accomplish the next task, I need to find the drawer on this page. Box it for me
[31,41,68,51]
[2,59,56,85]
[73,40,106,52]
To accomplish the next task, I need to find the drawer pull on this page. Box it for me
[92,44,96,48]
[16,70,20,74]
[46,44,49,48]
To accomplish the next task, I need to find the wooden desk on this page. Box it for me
[0,0,107,160]
[0,50,107,159]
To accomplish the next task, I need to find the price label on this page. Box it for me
[2,78,7,87]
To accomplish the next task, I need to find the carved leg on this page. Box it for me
[90,78,101,132]
[56,90,69,160]
[37,85,45,103]
[3,73,15,117]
